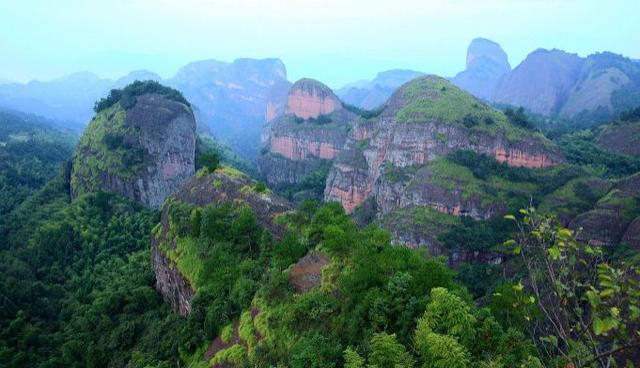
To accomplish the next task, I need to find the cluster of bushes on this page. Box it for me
[620,105,640,121]
[93,80,190,113]
[558,130,640,178]
[504,107,535,130]
[195,136,255,177]
[294,114,333,125]
[341,102,384,119]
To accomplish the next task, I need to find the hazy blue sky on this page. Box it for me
[1,0,638,88]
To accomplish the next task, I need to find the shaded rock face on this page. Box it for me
[266,79,292,123]
[492,50,640,119]
[70,94,197,209]
[325,76,564,250]
[622,216,640,249]
[152,247,194,315]
[595,120,640,157]
[493,49,584,115]
[571,173,640,247]
[451,38,511,100]
[337,69,425,109]
[152,169,293,315]
[258,79,357,188]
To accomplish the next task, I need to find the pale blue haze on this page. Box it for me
[0,0,638,87]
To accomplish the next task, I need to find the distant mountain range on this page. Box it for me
[0,59,289,160]
[338,39,640,125]
[336,69,424,109]
[2,42,639,161]
[453,39,640,123]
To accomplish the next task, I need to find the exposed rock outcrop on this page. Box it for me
[595,119,640,157]
[70,92,196,209]
[325,76,564,250]
[289,252,330,293]
[285,78,340,119]
[451,38,511,100]
[152,167,292,315]
[622,216,640,249]
[257,79,358,190]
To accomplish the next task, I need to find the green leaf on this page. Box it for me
[513,282,524,292]
[557,228,572,238]
[593,317,619,335]
[548,246,561,260]
[600,288,615,298]
[504,214,516,221]
[585,290,599,308]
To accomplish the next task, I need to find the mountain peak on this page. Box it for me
[450,38,511,100]
[286,78,339,119]
[466,38,510,70]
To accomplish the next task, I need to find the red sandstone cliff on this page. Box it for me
[257,78,358,191]
[324,76,564,250]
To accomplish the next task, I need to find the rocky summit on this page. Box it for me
[70,82,197,209]
[257,78,359,197]
[451,38,511,100]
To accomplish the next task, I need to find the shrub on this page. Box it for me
[94,80,189,113]
[504,107,534,129]
[254,181,267,193]
[462,114,479,128]
[199,152,220,172]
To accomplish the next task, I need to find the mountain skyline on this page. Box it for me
[2,0,639,87]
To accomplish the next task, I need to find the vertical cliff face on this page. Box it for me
[325,76,564,250]
[70,91,196,209]
[151,168,292,315]
[285,78,339,119]
[257,79,358,190]
[265,79,292,123]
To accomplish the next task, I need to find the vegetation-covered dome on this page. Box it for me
[94,80,190,113]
